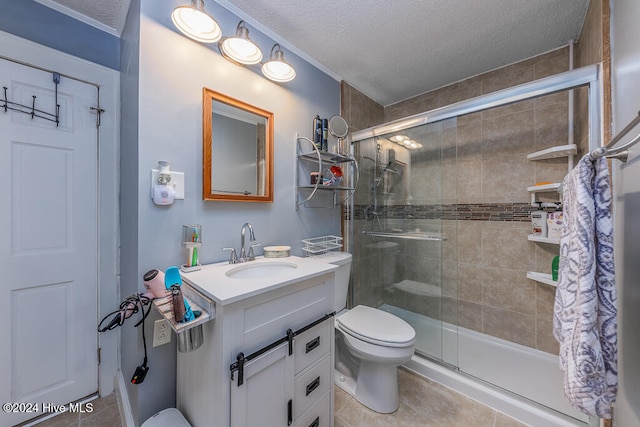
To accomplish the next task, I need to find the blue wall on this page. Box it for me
[1,0,342,424]
[0,0,120,70]
[126,0,342,423]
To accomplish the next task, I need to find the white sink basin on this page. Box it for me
[181,256,338,305]
[225,261,298,279]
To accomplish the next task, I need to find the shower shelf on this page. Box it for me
[526,183,561,192]
[298,150,354,164]
[295,134,359,209]
[527,143,574,205]
[526,271,558,287]
[527,182,561,206]
[526,144,577,161]
[526,144,570,287]
[527,234,560,245]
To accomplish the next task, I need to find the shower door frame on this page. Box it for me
[349,64,601,145]
[346,62,602,297]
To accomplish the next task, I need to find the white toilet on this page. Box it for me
[141,408,191,427]
[318,251,416,413]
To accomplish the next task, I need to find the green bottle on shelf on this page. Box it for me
[552,256,560,281]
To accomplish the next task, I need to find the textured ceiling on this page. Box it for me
[38,0,590,106]
[35,0,131,35]
[222,0,590,106]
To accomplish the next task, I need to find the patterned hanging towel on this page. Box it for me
[553,154,617,419]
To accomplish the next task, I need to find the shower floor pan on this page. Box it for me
[380,304,591,427]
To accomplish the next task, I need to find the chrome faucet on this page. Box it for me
[240,222,256,261]
[224,223,260,264]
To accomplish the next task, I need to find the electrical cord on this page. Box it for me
[98,293,153,384]
[98,293,152,331]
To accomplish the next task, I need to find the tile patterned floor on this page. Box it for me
[28,367,527,427]
[18,394,123,427]
[334,367,528,427]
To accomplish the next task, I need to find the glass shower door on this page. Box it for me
[350,120,456,365]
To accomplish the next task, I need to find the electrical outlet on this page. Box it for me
[153,319,172,347]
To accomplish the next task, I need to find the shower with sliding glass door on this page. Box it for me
[344,64,602,425]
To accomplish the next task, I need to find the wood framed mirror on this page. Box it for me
[203,88,274,202]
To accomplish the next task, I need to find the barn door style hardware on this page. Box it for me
[229,328,294,387]
[2,72,61,126]
[229,312,334,386]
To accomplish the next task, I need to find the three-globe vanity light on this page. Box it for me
[171,2,296,83]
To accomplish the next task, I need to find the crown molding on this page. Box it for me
[33,0,122,36]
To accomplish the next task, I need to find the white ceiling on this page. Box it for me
[39,0,590,106]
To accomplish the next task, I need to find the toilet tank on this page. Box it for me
[313,252,352,312]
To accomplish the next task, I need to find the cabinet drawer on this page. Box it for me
[295,391,330,427]
[294,355,331,419]
[294,319,331,374]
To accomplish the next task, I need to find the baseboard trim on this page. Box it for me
[115,370,135,427]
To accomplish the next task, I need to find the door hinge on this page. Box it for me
[90,106,105,128]
[97,348,101,365]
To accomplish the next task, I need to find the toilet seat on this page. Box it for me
[336,305,415,348]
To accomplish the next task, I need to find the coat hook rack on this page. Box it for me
[1,72,61,126]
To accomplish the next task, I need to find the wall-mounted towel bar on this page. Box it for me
[590,110,640,162]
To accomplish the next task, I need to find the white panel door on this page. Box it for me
[0,58,98,426]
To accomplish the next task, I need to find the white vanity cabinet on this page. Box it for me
[230,318,333,427]
[176,257,336,427]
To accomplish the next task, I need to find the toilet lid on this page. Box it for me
[336,305,415,347]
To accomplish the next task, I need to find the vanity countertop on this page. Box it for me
[180,255,337,305]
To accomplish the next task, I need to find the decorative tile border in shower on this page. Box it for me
[352,203,536,222]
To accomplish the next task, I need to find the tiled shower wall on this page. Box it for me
[344,47,584,355]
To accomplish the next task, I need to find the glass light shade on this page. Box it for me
[171,1,221,43]
[220,22,263,65]
[261,45,296,82]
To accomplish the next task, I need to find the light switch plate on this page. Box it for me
[151,169,184,199]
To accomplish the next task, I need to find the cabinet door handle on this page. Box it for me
[305,337,320,353]
[287,399,292,426]
[308,416,320,427]
[306,376,320,396]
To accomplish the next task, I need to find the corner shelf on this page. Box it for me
[527,182,562,193]
[527,234,560,245]
[525,144,572,289]
[527,183,561,205]
[526,144,577,161]
[526,271,558,287]
[295,134,359,209]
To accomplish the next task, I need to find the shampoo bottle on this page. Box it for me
[313,115,322,150]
